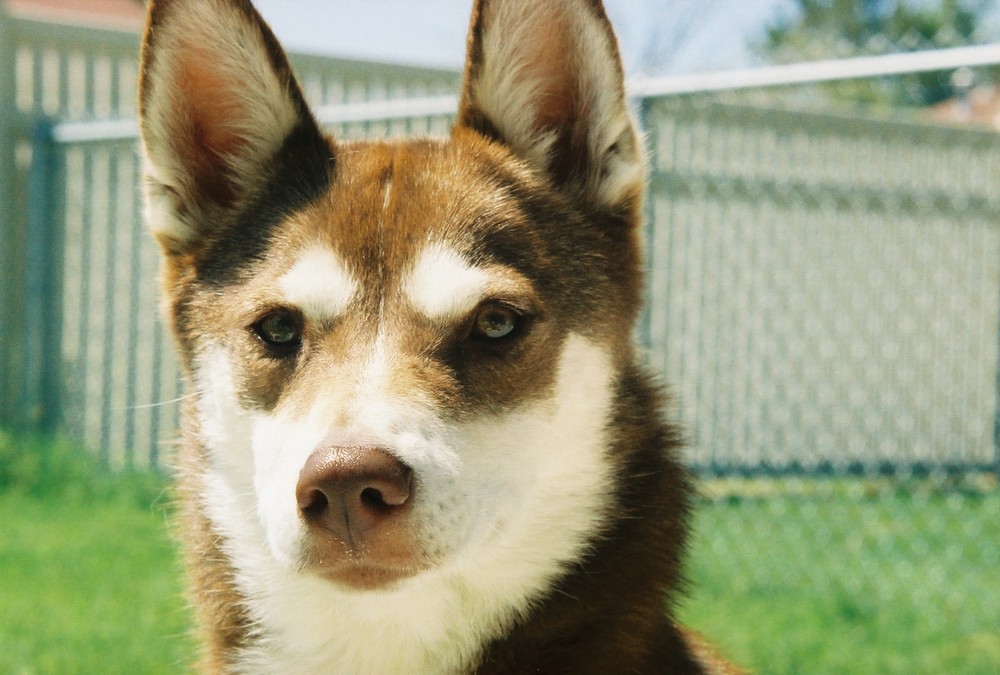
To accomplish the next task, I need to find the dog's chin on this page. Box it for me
[288,539,432,591]
[309,562,420,591]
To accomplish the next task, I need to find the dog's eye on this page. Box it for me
[471,303,520,340]
[253,310,302,353]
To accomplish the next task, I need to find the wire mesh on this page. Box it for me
[643,94,1000,474]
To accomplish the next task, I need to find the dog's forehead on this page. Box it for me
[319,138,527,254]
[270,138,542,318]
[274,240,496,327]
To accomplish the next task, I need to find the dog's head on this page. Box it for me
[139,0,646,592]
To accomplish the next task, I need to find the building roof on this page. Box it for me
[4,0,145,31]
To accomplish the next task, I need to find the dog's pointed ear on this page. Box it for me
[138,0,328,255]
[456,0,644,215]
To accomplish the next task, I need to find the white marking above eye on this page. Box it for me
[405,244,491,320]
[278,246,357,322]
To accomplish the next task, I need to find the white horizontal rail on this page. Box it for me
[629,42,1000,97]
[50,118,138,144]
[313,94,457,125]
[46,97,461,144]
[47,43,1000,144]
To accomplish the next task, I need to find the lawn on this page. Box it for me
[680,477,1000,674]
[1,432,998,673]
[0,491,194,674]
[0,431,194,674]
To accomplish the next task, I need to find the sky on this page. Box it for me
[252,0,794,76]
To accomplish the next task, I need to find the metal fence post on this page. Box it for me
[0,7,21,428]
[21,117,62,431]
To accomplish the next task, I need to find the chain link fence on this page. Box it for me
[642,94,1000,475]
[636,79,1000,671]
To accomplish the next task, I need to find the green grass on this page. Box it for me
[1,431,998,673]
[0,492,194,674]
[679,478,1000,674]
[0,431,194,674]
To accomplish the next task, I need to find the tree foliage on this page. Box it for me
[762,0,998,106]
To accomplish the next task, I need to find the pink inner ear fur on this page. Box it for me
[521,16,580,130]
[172,52,250,206]
[179,57,248,159]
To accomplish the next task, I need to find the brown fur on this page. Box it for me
[174,409,253,673]
[140,0,742,672]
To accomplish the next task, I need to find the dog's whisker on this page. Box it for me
[127,392,197,410]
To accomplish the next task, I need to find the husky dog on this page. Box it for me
[139,0,736,672]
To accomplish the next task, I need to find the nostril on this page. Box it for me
[360,486,388,510]
[300,487,330,520]
[364,470,412,508]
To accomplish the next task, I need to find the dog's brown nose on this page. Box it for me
[296,446,413,543]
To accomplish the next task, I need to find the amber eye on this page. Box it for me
[472,303,520,340]
[253,310,302,353]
